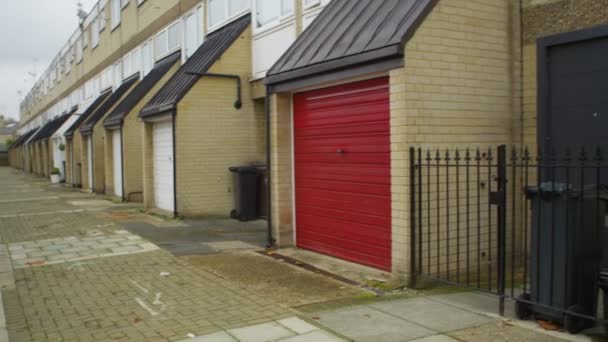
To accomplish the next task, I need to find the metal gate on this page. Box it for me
[410,145,607,332]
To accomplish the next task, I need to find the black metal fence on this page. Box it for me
[410,145,607,333]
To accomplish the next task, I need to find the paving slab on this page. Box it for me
[227,321,295,342]
[316,306,435,342]
[449,321,568,342]
[370,297,492,333]
[189,331,238,341]
[409,335,460,342]
[277,317,319,334]
[277,330,347,342]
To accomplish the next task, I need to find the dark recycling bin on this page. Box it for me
[229,166,264,221]
[520,183,608,333]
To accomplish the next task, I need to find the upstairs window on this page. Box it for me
[183,6,204,61]
[141,39,154,76]
[111,0,121,29]
[92,19,100,48]
[75,38,83,64]
[255,0,293,31]
[99,7,106,31]
[208,0,249,31]
[155,21,181,60]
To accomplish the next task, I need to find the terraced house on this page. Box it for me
[9,0,608,282]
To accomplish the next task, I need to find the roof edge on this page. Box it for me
[265,45,402,86]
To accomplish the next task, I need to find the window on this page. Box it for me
[142,40,153,76]
[229,0,248,16]
[122,47,141,79]
[303,0,319,8]
[137,0,146,5]
[183,7,204,60]
[111,0,121,29]
[99,8,106,31]
[155,30,168,57]
[75,38,83,63]
[121,0,129,8]
[255,0,293,30]
[92,19,100,48]
[82,29,89,48]
[208,0,250,30]
[155,21,181,60]
[113,62,122,89]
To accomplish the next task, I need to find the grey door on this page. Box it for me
[546,36,608,184]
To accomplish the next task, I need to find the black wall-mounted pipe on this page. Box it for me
[186,72,242,109]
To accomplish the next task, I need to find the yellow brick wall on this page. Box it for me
[142,122,155,209]
[269,0,521,278]
[389,0,521,279]
[104,129,117,196]
[105,62,180,202]
[72,133,84,187]
[174,26,265,217]
[269,93,294,247]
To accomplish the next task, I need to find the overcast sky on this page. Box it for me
[0,0,97,121]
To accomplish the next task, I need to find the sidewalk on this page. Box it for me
[0,167,599,342]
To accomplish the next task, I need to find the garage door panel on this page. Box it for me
[296,220,390,250]
[295,121,389,138]
[153,121,174,212]
[297,205,391,228]
[296,154,389,165]
[295,103,389,124]
[295,164,390,182]
[295,135,389,154]
[297,232,391,270]
[296,178,390,196]
[295,77,391,271]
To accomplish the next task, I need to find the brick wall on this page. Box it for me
[105,63,180,202]
[174,26,266,217]
[269,0,521,279]
[521,0,608,152]
[389,0,521,279]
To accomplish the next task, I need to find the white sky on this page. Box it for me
[0,0,97,120]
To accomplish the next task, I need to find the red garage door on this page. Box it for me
[294,77,391,271]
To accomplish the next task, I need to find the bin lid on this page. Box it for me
[526,183,608,200]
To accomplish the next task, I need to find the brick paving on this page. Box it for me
[0,169,297,341]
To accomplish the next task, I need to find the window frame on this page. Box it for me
[91,18,100,48]
[155,20,182,61]
[207,0,250,33]
[253,0,294,34]
[182,5,205,63]
[111,0,121,30]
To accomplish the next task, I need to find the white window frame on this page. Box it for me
[111,0,121,30]
[155,21,182,61]
[92,18,100,48]
[75,38,83,64]
[302,0,319,9]
[141,39,154,76]
[207,0,250,33]
[253,0,294,33]
[182,5,205,63]
[99,7,107,31]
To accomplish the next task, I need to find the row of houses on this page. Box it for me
[9,0,608,279]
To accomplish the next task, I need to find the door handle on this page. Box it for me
[337,149,345,155]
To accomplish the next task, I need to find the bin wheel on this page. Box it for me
[515,294,532,320]
[564,305,591,334]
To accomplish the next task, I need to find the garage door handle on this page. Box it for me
[337,149,345,155]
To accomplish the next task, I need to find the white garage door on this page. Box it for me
[112,130,123,198]
[87,136,93,191]
[153,121,174,212]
